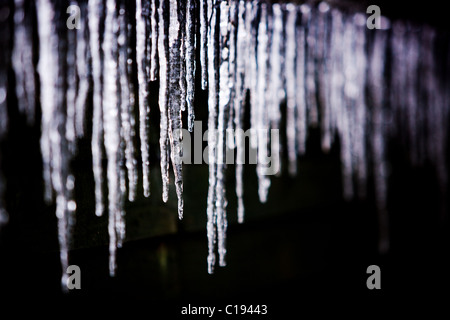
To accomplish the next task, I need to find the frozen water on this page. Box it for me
[2,0,450,279]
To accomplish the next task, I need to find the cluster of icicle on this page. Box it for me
[203,0,450,271]
[33,0,198,283]
[1,0,449,287]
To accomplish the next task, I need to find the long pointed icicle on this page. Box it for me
[304,4,318,126]
[216,0,230,268]
[37,0,73,290]
[136,0,151,198]
[256,3,271,203]
[116,3,130,248]
[268,3,283,177]
[103,0,122,277]
[158,0,170,203]
[285,4,297,175]
[12,0,35,125]
[296,5,308,156]
[234,0,246,224]
[66,13,77,155]
[75,3,90,138]
[120,6,138,202]
[226,0,237,150]
[89,0,105,217]
[340,15,356,200]
[317,2,332,152]
[247,1,258,149]
[206,1,218,274]
[168,0,184,219]
[353,14,368,198]
[369,26,389,253]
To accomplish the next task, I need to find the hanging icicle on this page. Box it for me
[216,0,231,268]
[37,0,75,290]
[75,2,90,138]
[206,0,219,274]
[285,3,298,176]
[12,0,36,125]
[119,4,138,202]
[167,0,184,219]
[136,0,151,198]
[255,2,271,203]
[158,0,170,204]
[234,0,246,224]
[89,0,105,217]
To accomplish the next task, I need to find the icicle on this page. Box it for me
[339,15,356,200]
[403,28,419,165]
[317,2,332,152]
[390,22,407,141]
[66,14,77,154]
[368,25,389,253]
[102,0,122,276]
[244,0,256,91]
[247,1,258,149]
[354,14,368,198]
[75,3,89,138]
[226,1,237,150]
[234,0,246,223]
[136,0,151,198]
[206,1,218,274]
[168,0,184,219]
[199,0,208,90]
[296,5,307,156]
[150,0,159,81]
[89,0,105,216]
[186,0,196,131]
[285,4,297,176]
[304,4,318,126]
[216,0,230,268]
[37,0,57,204]
[328,9,344,160]
[421,27,448,220]
[117,4,129,245]
[158,0,170,203]
[118,5,137,203]
[37,0,73,290]
[267,3,283,176]
[12,0,35,125]
[256,3,271,203]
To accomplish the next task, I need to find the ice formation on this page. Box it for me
[0,0,449,283]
